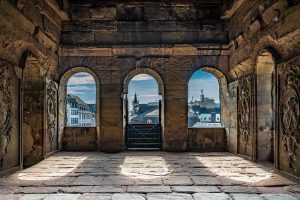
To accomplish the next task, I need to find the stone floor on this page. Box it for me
[0,152,299,200]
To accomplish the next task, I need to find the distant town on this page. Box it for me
[129,93,159,124]
[188,90,221,128]
[129,90,221,127]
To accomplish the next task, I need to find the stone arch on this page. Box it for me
[188,67,230,128]
[122,68,165,149]
[123,68,164,95]
[58,67,101,150]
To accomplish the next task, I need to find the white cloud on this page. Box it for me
[67,85,95,91]
[83,100,96,104]
[131,74,154,81]
[68,74,95,85]
[68,91,85,95]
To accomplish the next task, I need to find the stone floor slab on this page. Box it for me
[43,194,81,200]
[193,192,231,200]
[231,193,264,200]
[260,194,298,200]
[191,176,222,185]
[19,194,48,200]
[111,193,146,200]
[162,176,193,185]
[171,186,220,193]
[78,193,112,200]
[147,193,194,200]
[127,185,171,193]
[220,186,260,193]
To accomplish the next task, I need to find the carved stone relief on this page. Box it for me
[238,76,252,156]
[0,66,13,168]
[46,80,57,143]
[279,57,300,172]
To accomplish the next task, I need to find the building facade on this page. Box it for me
[66,94,96,127]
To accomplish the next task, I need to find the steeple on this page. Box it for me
[200,89,204,102]
[133,92,138,104]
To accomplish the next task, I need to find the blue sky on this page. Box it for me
[67,72,96,104]
[128,74,161,109]
[188,70,220,103]
[66,71,220,105]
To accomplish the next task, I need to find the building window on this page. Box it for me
[188,70,221,128]
[66,72,96,127]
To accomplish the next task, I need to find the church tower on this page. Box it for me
[132,93,139,115]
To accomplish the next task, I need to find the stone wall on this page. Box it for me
[59,1,230,152]
[188,128,227,152]
[62,1,227,45]
[0,0,64,171]
[277,55,300,179]
[0,61,20,174]
[225,0,300,180]
[62,127,97,151]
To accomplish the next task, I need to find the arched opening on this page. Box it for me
[188,69,221,128]
[255,51,276,162]
[66,72,96,127]
[123,69,164,149]
[59,67,100,151]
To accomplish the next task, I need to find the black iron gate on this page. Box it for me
[126,123,162,148]
[125,98,162,149]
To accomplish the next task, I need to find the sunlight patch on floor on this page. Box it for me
[17,156,87,181]
[120,156,171,179]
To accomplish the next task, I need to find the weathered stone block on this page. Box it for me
[117,21,148,31]
[174,5,197,21]
[63,21,92,32]
[90,7,116,20]
[62,32,94,45]
[144,5,174,21]
[188,128,227,152]
[94,32,122,45]
[123,32,161,45]
[148,21,176,31]
[92,21,117,31]
[62,127,97,151]
[161,31,198,44]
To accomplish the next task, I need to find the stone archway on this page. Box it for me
[123,68,165,149]
[58,67,101,150]
[187,67,229,152]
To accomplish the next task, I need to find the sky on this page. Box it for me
[188,70,220,103]
[128,74,161,110]
[66,70,220,106]
[67,72,96,104]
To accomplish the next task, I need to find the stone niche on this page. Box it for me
[188,128,227,152]
[62,127,98,151]
[0,63,20,173]
[23,57,45,167]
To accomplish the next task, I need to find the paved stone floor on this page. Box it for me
[0,152,299,200]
